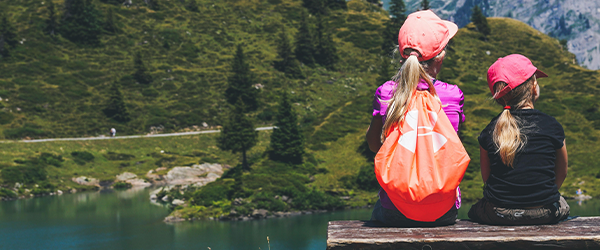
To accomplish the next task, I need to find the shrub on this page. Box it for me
[4,124,47,139]
[39,153,64,167]
[113,182,132,190]
[192,180,234,206]
[71,151,95,165]
[0,188,17,199]
[1,165,47,184]
[104,152,135,161]
[356,164,379,191]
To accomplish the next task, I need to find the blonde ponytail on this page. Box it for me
[381,54,438,142]
[493,110,525,167]
[491,76,536,167]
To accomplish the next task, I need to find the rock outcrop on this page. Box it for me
[115,172,151,187]
[398,0,600,69]
[72,176,99,187]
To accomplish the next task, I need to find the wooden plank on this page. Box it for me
[327,217,600,250]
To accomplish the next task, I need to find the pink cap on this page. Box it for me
[487,54,548,99]
[398,10,458,61]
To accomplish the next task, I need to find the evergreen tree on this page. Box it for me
[45,0,58,36]
[226,45,259,111]
[376,57,393,84]
[133,51,153,84]
[302,0,327,16]
[186,0,199,12]
[471,5,490,36]
[326,0,347,10]
[61,0,103,46]
[104,7,118,34]
[275,26,304,79]
[217,99,258,171]
[295,12,316,66]
[420,0,429,10]
[389,0,406,25]
[0,37,8,58]
[0,16,18,47]
[146,0,161,11]
[100,0,122,5]
[0,15,17,58]
[314,17,338,69]
[381,0,406,53]
[269,91,305,164]
[103,81,131,123]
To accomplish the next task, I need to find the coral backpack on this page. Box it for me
[375,90,470,222]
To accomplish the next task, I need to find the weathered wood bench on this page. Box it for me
[327,217,600,250]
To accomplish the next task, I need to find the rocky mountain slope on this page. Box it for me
[386,0,600,70]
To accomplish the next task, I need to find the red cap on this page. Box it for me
[398,10,458,61]
[487,54,548,99]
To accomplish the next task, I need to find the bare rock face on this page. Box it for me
[72,176,99,187]
[116,172,137,181]
[115,172,151,187]
[163,163,224,187]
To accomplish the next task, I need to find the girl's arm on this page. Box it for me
[366,115,383,153]
[554,140,568,189]
[480,146,491,183]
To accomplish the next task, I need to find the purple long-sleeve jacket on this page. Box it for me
[373,78,465,211]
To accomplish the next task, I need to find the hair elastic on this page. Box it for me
[504,106,511,110]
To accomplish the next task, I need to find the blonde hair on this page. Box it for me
[381,50,443,142]
[492,75,536,167]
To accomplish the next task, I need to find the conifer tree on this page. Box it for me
[61,0,103,46]
[420,0,430,10]
[269,91,304,164]
[389,0,406,25]
[217,99,258,171]
[0,15,17,58]
[275,26,304,79]
[314,17,338,69]
[100,0,122,5]
[186,0,199,12]
[103,81,131,123]
[0,16,18,47]
[376,57,393,84]
[104,7,118,34]
[295,12,316,66]
[226,45,258,111]
[302,0,327,16]
[45,0,58,36]
[381,0,406,52]
[326,0,347,10]
[133,51,153,84]
[471,5,490,36]
[146,0,161,11]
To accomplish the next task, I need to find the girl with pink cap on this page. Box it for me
[366,10,465,226]
[468,54,570,225]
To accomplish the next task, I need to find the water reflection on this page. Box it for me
[0,190,598,250]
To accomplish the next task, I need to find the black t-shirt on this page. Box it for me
[478,109,565,208]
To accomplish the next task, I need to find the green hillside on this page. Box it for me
[1,0,600,219]
[0,0,384,138]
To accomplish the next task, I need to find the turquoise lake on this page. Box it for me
[1,188,598,250]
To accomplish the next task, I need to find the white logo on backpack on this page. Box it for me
[398,110,448,153]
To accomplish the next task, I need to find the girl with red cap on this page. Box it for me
[366,10,465,226]
[468,54,570,225]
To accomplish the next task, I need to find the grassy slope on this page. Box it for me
[0,131,271,192]
[1,0,600,213]
[0,0,384,138]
